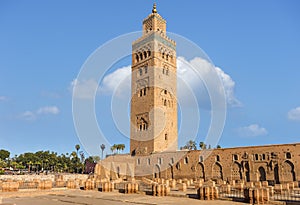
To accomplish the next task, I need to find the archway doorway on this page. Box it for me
[231,162,242,181]
[282,161,296,182]
[212,162,223,180]
[195,163,205,180]
[258,166,266,181]
[154,165,161,179]
[274,164,279,184]
[166,164,173,179]
[244,162,250,182]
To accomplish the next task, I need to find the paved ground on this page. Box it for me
[1,189,247,205]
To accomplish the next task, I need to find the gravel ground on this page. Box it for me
[2,189,248,205]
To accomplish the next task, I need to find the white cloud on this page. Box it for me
[177,56,241,107]
[99,65,131,97]
[19,106,60,121]
[288,107,300,121]
[237,124,268,137]
[37,106,60,115]
[215,67,242,107]
[95,57,241,108]
[70,78,99,99]
[0,96,8,101]
[19,111,36,121]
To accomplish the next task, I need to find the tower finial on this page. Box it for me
[152,3,157,13]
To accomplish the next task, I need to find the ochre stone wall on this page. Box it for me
[97,143,299,185]
[135,143,300,184]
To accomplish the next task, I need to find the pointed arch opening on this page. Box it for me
[154,164,161,179]
[212,162,223,180]
[258,166,266,181]
[231,162,242,181]
[195,162,205,180]
[282,160,296,182]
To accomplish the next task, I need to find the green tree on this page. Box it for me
[119,144,125,153]
[75,144,80,156]
[111,144,117,154]
[0,159,7,168]
[199,142,207,150]
[92,156,100,162]
[182,140,197,150]
[216,145,221,149]
[0,149,10,161]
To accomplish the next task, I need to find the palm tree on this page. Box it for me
[110,145,116,154]
[116,144,120,154]
[119,144,125,153]
[71,151,77,159]
[75,144,80,156]
[199,142,207,150]
[100,144,105,159]
[184,140,197,150]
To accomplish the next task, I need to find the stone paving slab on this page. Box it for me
[2,189,249,205]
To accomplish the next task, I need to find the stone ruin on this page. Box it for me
[0,169,299,205]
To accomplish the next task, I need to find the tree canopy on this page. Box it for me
[0,149,10,160]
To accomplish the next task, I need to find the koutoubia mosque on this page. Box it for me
[95,4,299,186]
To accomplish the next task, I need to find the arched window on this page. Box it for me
[139,53,143,60]
[162,52,165,59]
[184,157,189,164]
[136,54,139,62]
[158,158,163,165]
[143,88,147,96]
[166,54,169,61]
[144,51,147,59]
[286,152,291,159]
[165,133,168,140]
[139,68,142,76]
[162,69,165,74]
[216,155,220,162]
[147,51,151,57]
[262,154,266,160]
[140,90,143,97]
[164,99,167,106]
[199,156,203,162]
[164,90,167,94]
[166,69,169,75]
[139,125,142,131]
[176,162,181,170]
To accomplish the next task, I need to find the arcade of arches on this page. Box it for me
[148,143,300,184]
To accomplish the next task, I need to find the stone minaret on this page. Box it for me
[130,4,177,156]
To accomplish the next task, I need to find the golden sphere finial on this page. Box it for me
[152,3,157,13]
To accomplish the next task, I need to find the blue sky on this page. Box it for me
[0,1,300,157]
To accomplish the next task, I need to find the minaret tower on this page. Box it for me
[130,4,177,156]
